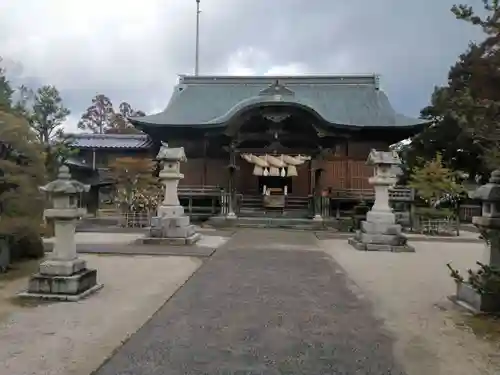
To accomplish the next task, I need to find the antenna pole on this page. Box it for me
[195,0,201,76]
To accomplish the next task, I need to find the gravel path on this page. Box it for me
[0,254,201,375]
[94,229,405,375]
[320,239,500,375]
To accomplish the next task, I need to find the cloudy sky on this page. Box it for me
[0,0,484,131]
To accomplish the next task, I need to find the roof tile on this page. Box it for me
[68,134,152,149]
[130,75,427,128]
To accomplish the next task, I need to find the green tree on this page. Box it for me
[15,85,72,179]
[0,59,13,111]
[0,69,45,261]
[402,2,500,179]
[409,153,465,208]
[401,79,485,181]
[448,1,500,168]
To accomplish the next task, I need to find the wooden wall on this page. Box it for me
[175,140,391,194]
[317,140,389,191]
[78,149,152,168]
[179,158,227,188]
[318,160,374,191]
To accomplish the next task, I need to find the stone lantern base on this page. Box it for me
[140,205,201,246]
[19,258,103,301]
[451,281,500,313]
[348,218,415,253]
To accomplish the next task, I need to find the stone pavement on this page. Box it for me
[43,231,232,257]
[94,229,405,375]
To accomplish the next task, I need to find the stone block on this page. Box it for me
[349,235,414,252]
[158,205,184,218]
[140,233,201,246]
[27,268,98,295]
[164,225,195,238]
[150,216,162,227]
[149,225,163,238]
[349,238,415,253]
[366,211,395,224]
[359,232,406,246]
[186,232,202,245]
[347,238,366,250]
[39,258,86,276]
[391,244,415,253]
[365,243,393,251]
[361,221,402,235]
[453,281,500,313]
[171,216,190,227]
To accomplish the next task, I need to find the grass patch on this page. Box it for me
[7,296,55,308]
[455,314,500,346]
[0,259,40,284]
[0,259,55,323]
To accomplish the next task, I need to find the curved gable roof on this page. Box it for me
[130,75,428,129]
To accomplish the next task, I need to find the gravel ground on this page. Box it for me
[319,239,500,375]
[0,254,201,375]
[94,230,406,375]
[43,229,233,246]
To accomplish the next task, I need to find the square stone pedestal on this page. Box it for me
[451,282,500,313]
[348,219,415,253]
[19,258,103,301]
[141,205,201,246]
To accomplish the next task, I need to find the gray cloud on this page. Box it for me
[0,0,484,131]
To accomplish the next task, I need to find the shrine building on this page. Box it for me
[126,74,426,218]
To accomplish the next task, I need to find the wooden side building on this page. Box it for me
[66,133,154,214]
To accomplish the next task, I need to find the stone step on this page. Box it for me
[206,216,338,230]
[240,203,308,209]
[239,210,309,218]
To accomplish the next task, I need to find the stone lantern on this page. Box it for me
[144,143,201,245]
[451,169,500,312]
[473,170,500,221]
[471,169,500,277]
[348,149,414,252]
[20,165,103,301]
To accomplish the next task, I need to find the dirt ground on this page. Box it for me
[319,239,500,375]
[0,259,44,322]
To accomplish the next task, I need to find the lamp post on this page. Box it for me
[195,0,201,76]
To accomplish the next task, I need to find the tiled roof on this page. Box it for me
[130,75,428,129]
[68,133,153,149]
[65,158,92,169]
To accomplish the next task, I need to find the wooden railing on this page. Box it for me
[328,187,414,201]
[308,196,332,218]
[178,186,223,218]
[178,185,223,196]
[220,192,243,216]
[459,204,481,223]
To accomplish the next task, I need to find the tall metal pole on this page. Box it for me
[195,0,201,76]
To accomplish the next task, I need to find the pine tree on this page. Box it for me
[15,85,72,179]
[78,95,145,134]
[403,2,500,178]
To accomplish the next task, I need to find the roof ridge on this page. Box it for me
[70,133,148,139]
[179,74,379,86]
